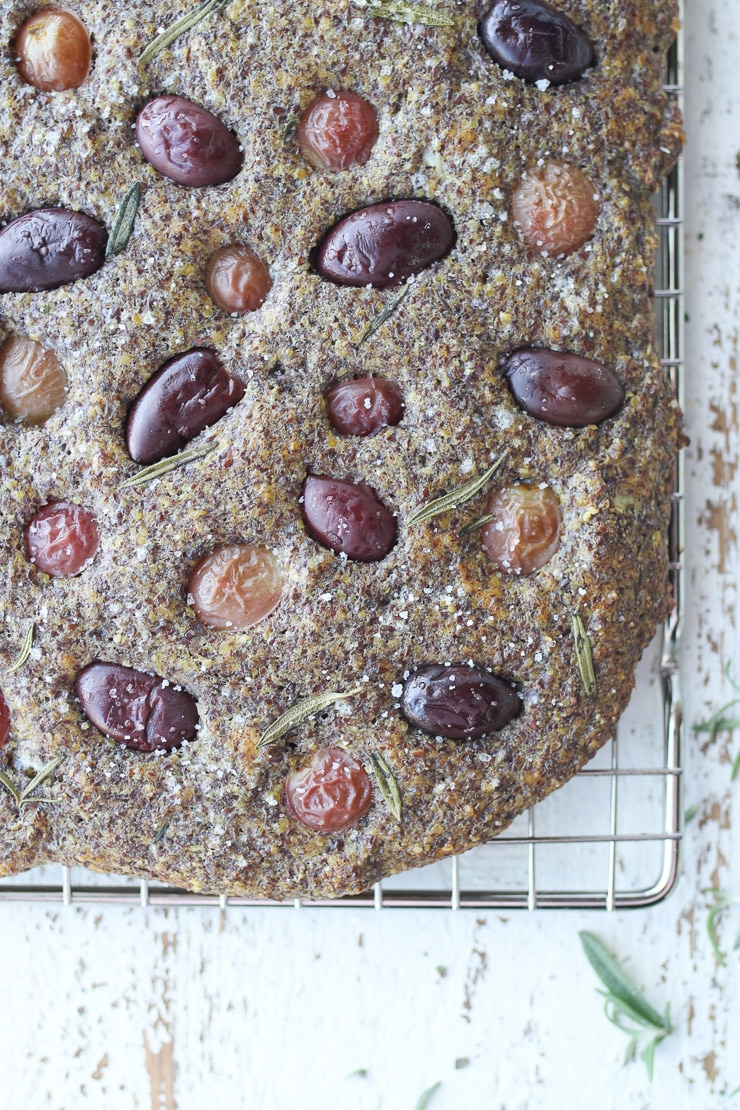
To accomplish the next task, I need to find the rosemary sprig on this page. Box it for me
[406,449,509,529]
[5,622,34,674]
[705,889,740,966]
[0,754,65,808]
[356,284,409,346]
[118,440,218,490]
[107,183,141,257]
[139,0,227,65]
[572,612,596,696]
[579,931,673,1081]
[280,116,299,145]
[258,686,365,749]
[369,752,402,821]
[459,512,495,537]
[414,1082,442,1110]
[364,1,456,28]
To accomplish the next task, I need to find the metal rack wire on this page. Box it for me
[0,43,684,911]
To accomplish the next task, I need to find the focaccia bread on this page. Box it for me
[0,0,683,897]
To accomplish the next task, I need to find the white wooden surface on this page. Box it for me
[3,4,740,1108]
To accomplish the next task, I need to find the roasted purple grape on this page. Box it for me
[136,95,243,187]
[25,501,99,578]
[314,200,455,288]
[479,0,594,85]
[0,208,107,293]
[125,348,244,464]
[504,347,624,427]
[75,662,199,751]
[302,475,397,561]
[401,663,520,739]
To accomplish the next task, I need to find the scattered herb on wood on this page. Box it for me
[6,622,34,674]
[369,751,402,820]
[139,0,227,65]
[414,1082,442,1110]
[684,803,699,825]
[705,889,740,966]
[406,449,509,529]
[0,754,65,808]
[118,441,218,490]
[364,1,456,27]
[572,613,596,696]
[579,931,672,1081]
[356,283,409,346]
[107,183,141,257]
[259,687,365,749]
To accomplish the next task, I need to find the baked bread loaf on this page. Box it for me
[0,0,683,897]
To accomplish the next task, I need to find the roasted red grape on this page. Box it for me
[15,8,91,91]
[297,89,379,171]
[511,163,598,257]
[326,377,404,436]
[285,747,373,832]
[189,545,284,630]
[25,501,99,578]
[482,484,562,574]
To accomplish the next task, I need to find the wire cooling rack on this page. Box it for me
[0,42,684,911]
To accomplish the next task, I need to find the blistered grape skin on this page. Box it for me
[297,90,379,172]
[136,95,244,187]
[125,348,244,464]
[482,484,562,574]
[0,690,9,748]
[285,747,373,832]
[25,501,99,578]
[504,347,625,427]
[0,335,68,425]
[302,476,397,562]
[314,199,455,288]
[188,545,284,631]
[0,208,107,293]
[15,7,91,92]
[326,377,404,437]
[401,663,521,739]
[205,245,272,314]
[75,662,199,752]
[479,0,594,85]
[511,163,598,257]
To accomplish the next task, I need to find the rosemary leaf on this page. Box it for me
[139,0,227,65]
[356,284,409,346]
[369,752,402,821]
[580,932,671,1033]
[0,768,21,806]
[459,512,495,537]
[406,449,509,529]
[706,889,740,966]
[258,686,365,749]
[5,622,34,674]
[19,754,65,805]
[694,703,740,739]
[151,819,171,845]
[414,1082,442,1110]
[684,803,699,824]
[365,1,456,28]
[107,183,141,257]
[118,440,218,490]
[572,612,596,696]
[280,116,299,144]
